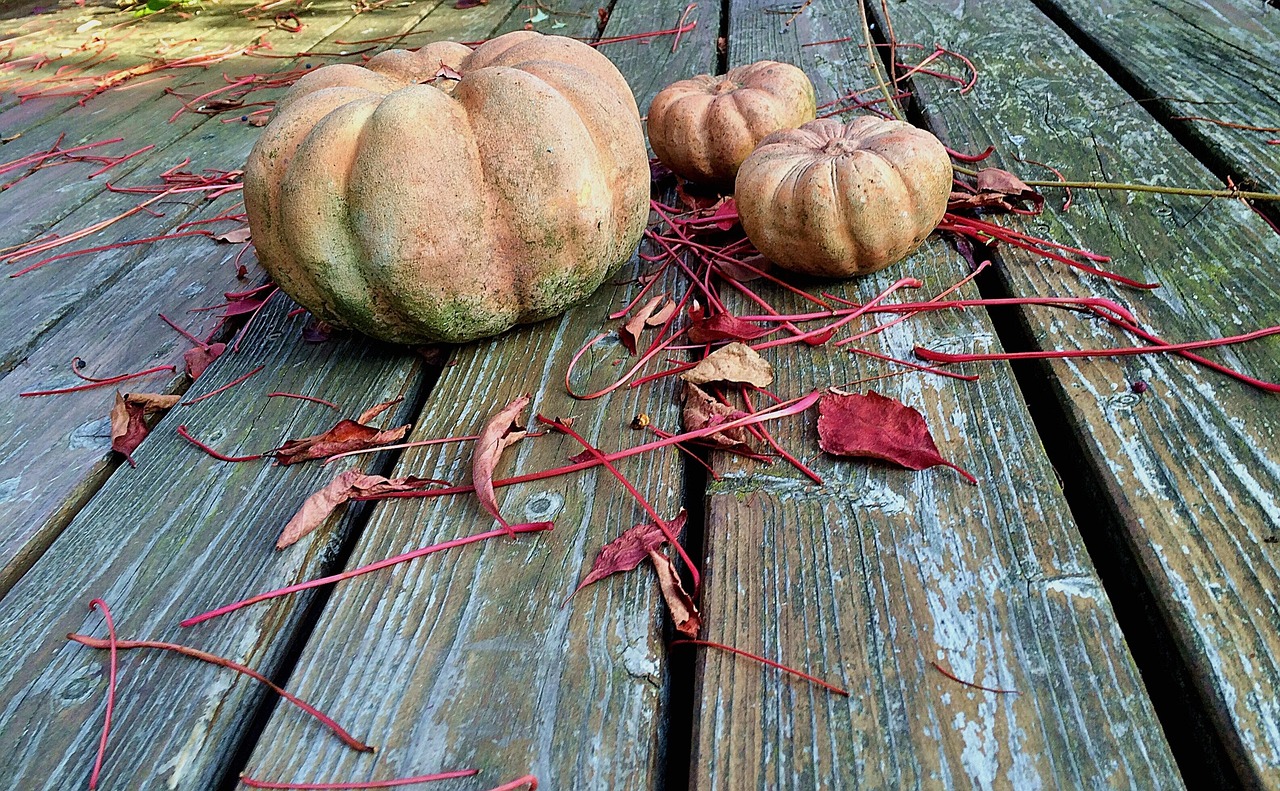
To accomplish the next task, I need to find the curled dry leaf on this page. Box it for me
[274,400,411,466]
[817,391,977,484]
[649,547,701,637]
[110,391,181,467]
[681,342,774,387]
[688,312,773,344]
[473,394,547,536]
[433,62,464,81]
[949,167,1044,213]
[619,294,670,355]
[277,470,445,549]
[682,382,753,450]
[183,342,226,380]
[213,226,252,244]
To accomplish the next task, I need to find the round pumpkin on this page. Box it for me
[244,32,650,344]
[646,61,816,185]
[734,117,951,278]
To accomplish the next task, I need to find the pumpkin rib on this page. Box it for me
[245,32,648,344]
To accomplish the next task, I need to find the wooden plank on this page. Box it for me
[0,0,505,595]
[235,3,720,788]
[0,297,429,789]
[0,0,454,373]
[870,0,1280,785]
[684,0,1182,787]
[1038,0,1280,196]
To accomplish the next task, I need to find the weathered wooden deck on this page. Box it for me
[0,0,1278,788]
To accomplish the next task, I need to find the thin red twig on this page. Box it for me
[672,639,849,696]
[239,769,480,789]
[86,599,118,790]
[176,425,265,462]
[930,660,1018,695]
[181,364,264,405]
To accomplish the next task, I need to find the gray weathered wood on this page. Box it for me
[1041,0,1280,196]
[685,0,1182,787]
[236,2,719,788]
[0,0,479,596]
[873,0,1280,785]
[0,296,427,789]
[0,0,452,375]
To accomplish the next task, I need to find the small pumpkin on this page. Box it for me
[646,61,816,185]
[244,32,649,344]
[735,117,951,278]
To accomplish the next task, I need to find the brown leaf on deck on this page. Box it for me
[277,470,444,549]
[110,391,181,467]
[473,394,534,533]
[570,511,687,599]
[649,547,701,637]
[950,168,1044,213]
[681,382,753,450]
[183,342,226,380]
[273,402,411,466]
[213,226,251,244]
[681,342,774,387]
[618,294,670,355]
[357,398,403,425]
[817,391,977,484]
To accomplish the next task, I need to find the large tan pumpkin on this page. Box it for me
[735,117,951,278]
[646,61,815,185]
[244,32,649,344]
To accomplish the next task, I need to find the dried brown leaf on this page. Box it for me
[110,391,180,467]
[274,403,411,466]
[277,470,443,549]
[649,547,701,637]
[618,294,668,355]
[681,382,753,449]
[214,226,251,244]
[681,342,774,387]
[473,394,533,533]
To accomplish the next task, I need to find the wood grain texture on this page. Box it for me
[686,0,1181,787]
[0,296,427,789]
[0,0,481,595]
[872,0,1280,785]
[0,0,453,375]
[1038,0,1280,195]
[235,3,720,789]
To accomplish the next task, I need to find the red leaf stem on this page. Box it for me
[9,229,216,278]
[608,263,668,320]
[671,639,849,697]
[930,660,1018,695]
[942,214,1110,262]
[86,599,118,790]
[740,388,822,484]
[1094,311,1280,394]
[323,433,480,465]
[267,392,340,410]
[484,775,538,791]
[181,364,264,405]
[20,364,176,397]
[847,346,980,381]
[944,144,996,163]
[835,261,991,346]
[566,331,685,400]
[176,425,265,462]
[588,18,696,47]
[915,325,1280,364]
[67,634,373,751]
[754,278,924,349]
[238,769,480,789]
[354,393,822,502]
[182,524,551,626]
[159,313,209,347]
[538,416,701,589]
